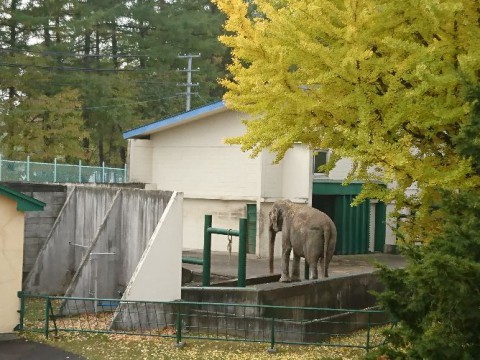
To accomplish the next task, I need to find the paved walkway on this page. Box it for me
[0,335,85,360]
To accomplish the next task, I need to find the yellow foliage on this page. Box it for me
[215,0,480,241]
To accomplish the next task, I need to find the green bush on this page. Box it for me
[370,190,480,359]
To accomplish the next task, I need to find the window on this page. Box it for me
[313,150,328,174]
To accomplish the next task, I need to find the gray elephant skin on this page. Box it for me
[269,200,337,282]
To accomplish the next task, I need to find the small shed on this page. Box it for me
[0,184,45,334]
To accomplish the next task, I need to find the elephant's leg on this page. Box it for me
[280,247,292,282]
[291,254,301,282]
[323,255,332,278]
[308,256,319,280]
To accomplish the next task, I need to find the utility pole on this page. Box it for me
[177,53,200,111]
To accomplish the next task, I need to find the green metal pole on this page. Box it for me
[44,297,50,339]
[17,291,25,331]
[26,156,30,182]
[304,262,310,280]
[203,215,212,287]
[366,312,371,352]
[267,315,276,353]
[176,311,183,345]
[237,218,247,287]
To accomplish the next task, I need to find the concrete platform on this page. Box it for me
[182,250,405,284]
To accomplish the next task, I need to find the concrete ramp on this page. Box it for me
[24,187,174,297]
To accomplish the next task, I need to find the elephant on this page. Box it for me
[268,200,337,282]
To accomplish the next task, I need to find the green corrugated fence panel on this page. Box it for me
[333,195,370,255]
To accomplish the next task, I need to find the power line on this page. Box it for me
[2,94,184,114]
[0,61,149,73]
[0,47,151,58]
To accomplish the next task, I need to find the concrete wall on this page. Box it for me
[0,196,25,333]
[24,187,173,296]
[61,189,173,301]
[0,182,68,278]
[123,191,183,301]
[23,187,120,294]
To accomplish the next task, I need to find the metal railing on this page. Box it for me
[18,293,391,352]
[0,156,126,183]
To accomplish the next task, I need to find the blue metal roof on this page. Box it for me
[123,101,226,139]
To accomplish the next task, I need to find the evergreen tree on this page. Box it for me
[0,0,227,166]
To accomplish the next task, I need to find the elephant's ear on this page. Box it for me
[270,204,283,231]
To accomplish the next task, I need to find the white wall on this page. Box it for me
[149,111,261,199]
[0,197,25,334]
[183,198,250,252]
[281,144,312,204]
[260,150,282,199]
[127,139,153,183]
[328,157,354,180]
[123,192,183,301]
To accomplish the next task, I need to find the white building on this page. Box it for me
[123,101,395,258]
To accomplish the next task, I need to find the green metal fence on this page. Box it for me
[18,292,390,353]
[0,156,126,183]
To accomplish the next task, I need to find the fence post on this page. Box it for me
[26,156,30,182]
[102,161,105,183]
[175,310,184,348]
[78,160,82,183]
[54,158,57,183]
[44,297,50,339]
[17,291,25,331]
[123,163,127,183]
[366,311,371,352]
[238,218,247,287]
[203,215,212,287]
[267,314,276,353]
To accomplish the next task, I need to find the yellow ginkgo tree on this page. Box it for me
[214,0,480,240]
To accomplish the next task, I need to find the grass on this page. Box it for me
[22,331,370,360]
[21,297,386,359]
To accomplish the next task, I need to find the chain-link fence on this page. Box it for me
[18,293,391,353]
[0,156,126,183]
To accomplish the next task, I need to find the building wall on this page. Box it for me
[0,196,25,333]
[328,158,354,180]
[149,111,261,199]
[127,139,153,184]
[183,198,252,252]
[281,144,313,204]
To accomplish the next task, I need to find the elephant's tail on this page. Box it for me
[323,227,330,278]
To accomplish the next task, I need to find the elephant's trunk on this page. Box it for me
[269,226,276,273]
